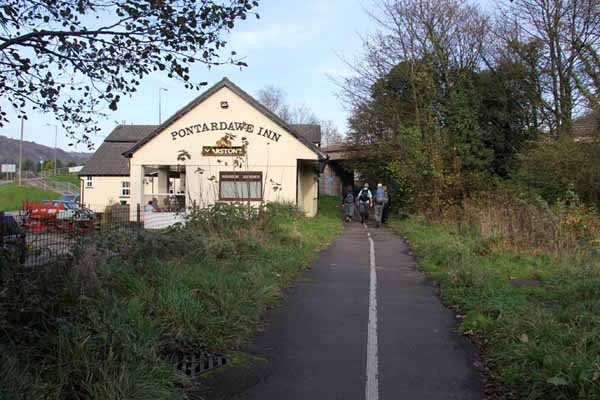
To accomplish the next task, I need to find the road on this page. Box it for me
[235,222,484,400]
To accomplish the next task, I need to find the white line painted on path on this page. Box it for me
[364,223,379,400]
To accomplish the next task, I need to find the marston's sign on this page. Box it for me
[170,121,282,143]
[202,135,246,156]
[202,146,246,156]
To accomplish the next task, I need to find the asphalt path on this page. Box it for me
[235,222,483,400]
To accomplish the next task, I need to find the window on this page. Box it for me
[86,176,93,188]
[121,181,130,197]
[219,171,262,201]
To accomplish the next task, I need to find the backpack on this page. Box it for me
[345,192,354,204]
[375,188,385,204]
[359,189,370,202]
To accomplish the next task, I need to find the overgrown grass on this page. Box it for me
[0,197,342,399]
[0,182,60,211]
[391,215,600,399]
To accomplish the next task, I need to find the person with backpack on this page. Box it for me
[357,182,373,224]
[374,183,387,227]
[382,185,391,224]
[342,185,355,222]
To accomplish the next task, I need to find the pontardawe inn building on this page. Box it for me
[79,78,328,220]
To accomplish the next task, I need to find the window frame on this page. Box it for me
[218,171,263,201]
[86,176,93,188]
[120,181,130,198]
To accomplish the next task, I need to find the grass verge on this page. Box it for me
[47,173,80,189]
[0,197,342,399]
[390,216,600,399]
[0,182,60,211]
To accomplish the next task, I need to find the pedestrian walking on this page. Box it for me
[342,185,355,222]
[374,183,387,227]
[382,185,391,224]
[357,183,373,224]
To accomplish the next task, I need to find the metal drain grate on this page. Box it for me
[167,351,227,378]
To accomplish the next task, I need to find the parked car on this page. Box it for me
[1,215,27,263]
[59,193,80,204]
[38,200,95,221]
[22,200,97,233]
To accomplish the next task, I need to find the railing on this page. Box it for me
[143,193,186,212]
[0,205,140,268]
[1,166,78,181]
[19,177,80,194]
[0,203,191,268]
[41,178,79,194]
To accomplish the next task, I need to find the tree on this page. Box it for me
[0,0,260,146]
[320,120,344,147]
[339,0,548,210]
[472,61,540,176]
[257,85,293,122]
[339,0,492,209]
[257,86,319,124]
[257,85,344,145]
[23,159,35,172]
[574,42,600,111]
[43,160,54,171]
[499,0,600,133]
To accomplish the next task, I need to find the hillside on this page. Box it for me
[0,135,91,166]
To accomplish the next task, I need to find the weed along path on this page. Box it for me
[234,222,484,400]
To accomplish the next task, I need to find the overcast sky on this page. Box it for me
[0,0,495,154]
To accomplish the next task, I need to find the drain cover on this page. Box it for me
[168,351,227,378]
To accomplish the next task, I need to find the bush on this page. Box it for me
[515,136,600,207]
[0,198,342,398]
[434,182,600,261]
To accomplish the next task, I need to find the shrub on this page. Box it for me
[515,136,600,207]
[0,197,341,398]
[434,182,600,261]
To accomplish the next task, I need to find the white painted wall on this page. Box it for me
[81,175,155,212]
[129,86,319,215]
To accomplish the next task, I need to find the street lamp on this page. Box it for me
[45,123,58,176]
[159,87,168,124]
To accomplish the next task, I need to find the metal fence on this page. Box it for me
[0,205,143,268]
[0,201,192,268]
[40,178,80,194]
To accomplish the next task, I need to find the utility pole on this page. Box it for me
[45,123,58,175]
[18,118,23,186]
[159,87,168,124]
[53,125,57,176]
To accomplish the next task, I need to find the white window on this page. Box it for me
[121,181,130,197]
[86,176,93,188]
[219,171,263,201]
